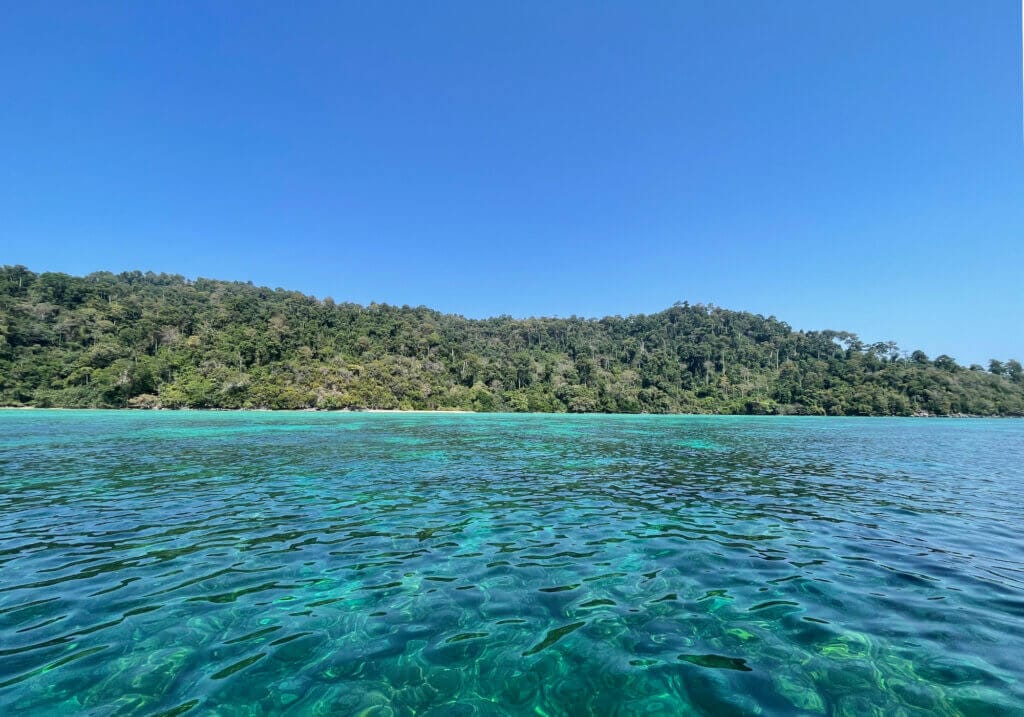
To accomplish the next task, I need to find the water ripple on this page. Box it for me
[1,412,1023,714]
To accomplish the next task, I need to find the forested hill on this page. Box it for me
[1,266,1022,415]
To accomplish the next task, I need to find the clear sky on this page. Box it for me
[2,2,1022,365]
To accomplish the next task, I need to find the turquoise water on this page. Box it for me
[1,412,1023,716]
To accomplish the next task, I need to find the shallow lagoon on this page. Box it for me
[1,411,1022,715]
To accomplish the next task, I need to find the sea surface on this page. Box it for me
[1,411,1022,716]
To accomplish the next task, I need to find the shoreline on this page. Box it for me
[0,406,1016,418]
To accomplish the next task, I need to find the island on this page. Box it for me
[2,265,1022,415]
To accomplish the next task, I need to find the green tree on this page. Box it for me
[2,265,1022,416]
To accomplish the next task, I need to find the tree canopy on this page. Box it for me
[2,266,1022,415]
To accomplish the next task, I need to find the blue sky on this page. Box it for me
[2,2,1022,364]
